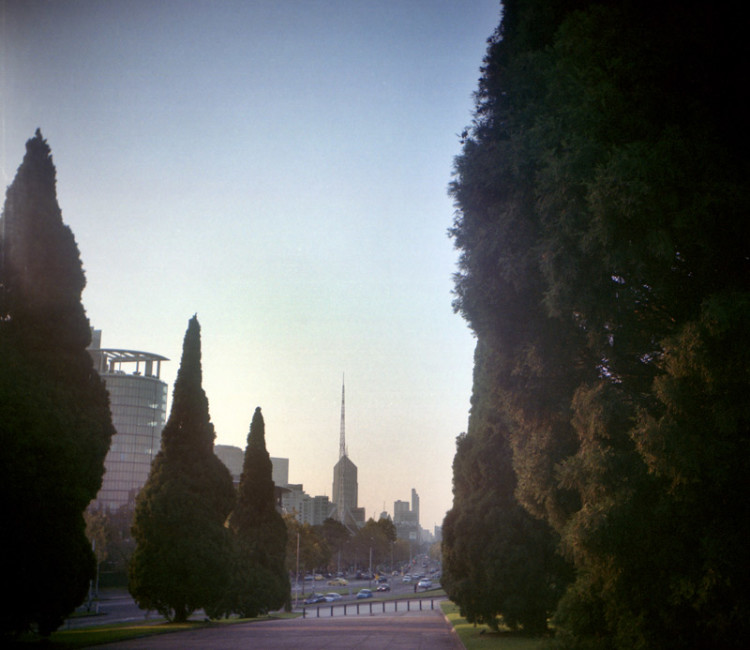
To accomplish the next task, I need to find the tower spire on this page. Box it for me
[339,374,346,458]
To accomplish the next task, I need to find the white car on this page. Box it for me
[417,579,432,589]
[324,592,343,602]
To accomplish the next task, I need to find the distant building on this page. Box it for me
[271,456,289,487]
[281,484,332,526]
[214,444,244,484]
[394,499,412,524]
[394,489,421,543]
[331,379,364,530]
[215,445,290,509]
[282,484,308,522]
[88,330,168,512]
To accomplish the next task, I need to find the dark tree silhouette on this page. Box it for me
[129,316,235,622]
[448,1,749,647]
[227,407,289,617]
[442,341,570,633]
[0,130,115,637]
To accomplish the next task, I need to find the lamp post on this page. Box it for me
[368,545,373,590]
[295,531,300,607]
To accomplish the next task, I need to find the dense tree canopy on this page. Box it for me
[446,1,749,647]
[227,407,290,617]
[129,316,235,622]
[442,341,571,633]
[0,130,115,637]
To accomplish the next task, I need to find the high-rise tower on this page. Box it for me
[331,376,363,529]
[88,330,168,511]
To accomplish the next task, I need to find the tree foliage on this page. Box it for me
[129,316,235,622]
[442,341,570,633]
[285,515,329,582]
[227,407,289,617]
[448,2,749,647]
[350,518,398,571]
[0,130,115,637]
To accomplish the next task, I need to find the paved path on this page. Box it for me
[95,609,463,649]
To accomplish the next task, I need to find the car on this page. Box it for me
[328,577,348,586]
[376,584,390,592]
[324,592,343,602]
[304,593,326,604]
[356,589,373,599]
[314,574,324,581]
[402,575,413,583]
[377,575,388,583]
[417,579,433,589]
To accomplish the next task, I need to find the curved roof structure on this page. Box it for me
[96,349,169,363]
[92,348,169,380]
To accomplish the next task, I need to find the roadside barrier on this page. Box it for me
[301,597,440,618]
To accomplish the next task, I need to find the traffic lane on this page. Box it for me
[294,580,438,607]
[96,609,462,650]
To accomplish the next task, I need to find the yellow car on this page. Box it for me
[327,577,348,586]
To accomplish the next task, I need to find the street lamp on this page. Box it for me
[295,532,300,607]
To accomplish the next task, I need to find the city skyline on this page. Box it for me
[2,1,502,529]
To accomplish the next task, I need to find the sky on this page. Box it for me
[1,0,500,531]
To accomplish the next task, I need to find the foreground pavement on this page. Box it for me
[95,608,463,649]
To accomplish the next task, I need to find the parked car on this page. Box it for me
[417,579,433,589]
[328,577,348,586]
[377,575,388,583]
[304,593,326,604]
[356,589,373,599]
[324,592,343,602]
[402,575,413,583]
[376,584,390,592]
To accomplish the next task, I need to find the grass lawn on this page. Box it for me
[440,601,549,650]
[12,612,300,649]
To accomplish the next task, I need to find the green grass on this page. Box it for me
[440,601,549,650]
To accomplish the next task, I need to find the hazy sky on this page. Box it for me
[2,0,500,530]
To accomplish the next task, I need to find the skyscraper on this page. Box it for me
[331,378,364,529]
[88,330,168,511]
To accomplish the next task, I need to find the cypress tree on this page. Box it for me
[442,340,570,633]
[0,130,115,637]
[227,407,289,617]
[129,316,235,622]
[449,1,750,646]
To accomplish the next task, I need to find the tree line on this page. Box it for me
[0,132,288,635]
[442,2,749,649]
[0,134,424,635]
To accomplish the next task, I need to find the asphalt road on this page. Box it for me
[65,574,439,630]
[94,609,462,650]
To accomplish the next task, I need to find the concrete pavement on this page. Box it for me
[94,609,463,649]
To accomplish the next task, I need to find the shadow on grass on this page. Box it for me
[10,612,301,649]
[440,601,550,650]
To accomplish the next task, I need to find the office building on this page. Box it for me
[88,330,168,511]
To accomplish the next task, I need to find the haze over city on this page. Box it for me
[1,0,502,529]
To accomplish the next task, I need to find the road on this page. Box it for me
[64,573,440,630]
[95,609,462,649]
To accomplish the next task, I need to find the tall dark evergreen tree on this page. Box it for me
[227,407,289,617]
[449,1,749,647]
[129,316,235,622]
[0,130,115,637]
[442,340,571,633]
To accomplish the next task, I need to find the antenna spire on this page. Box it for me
[339,374,346,458]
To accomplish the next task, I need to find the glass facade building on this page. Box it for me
[89,331,168,511]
